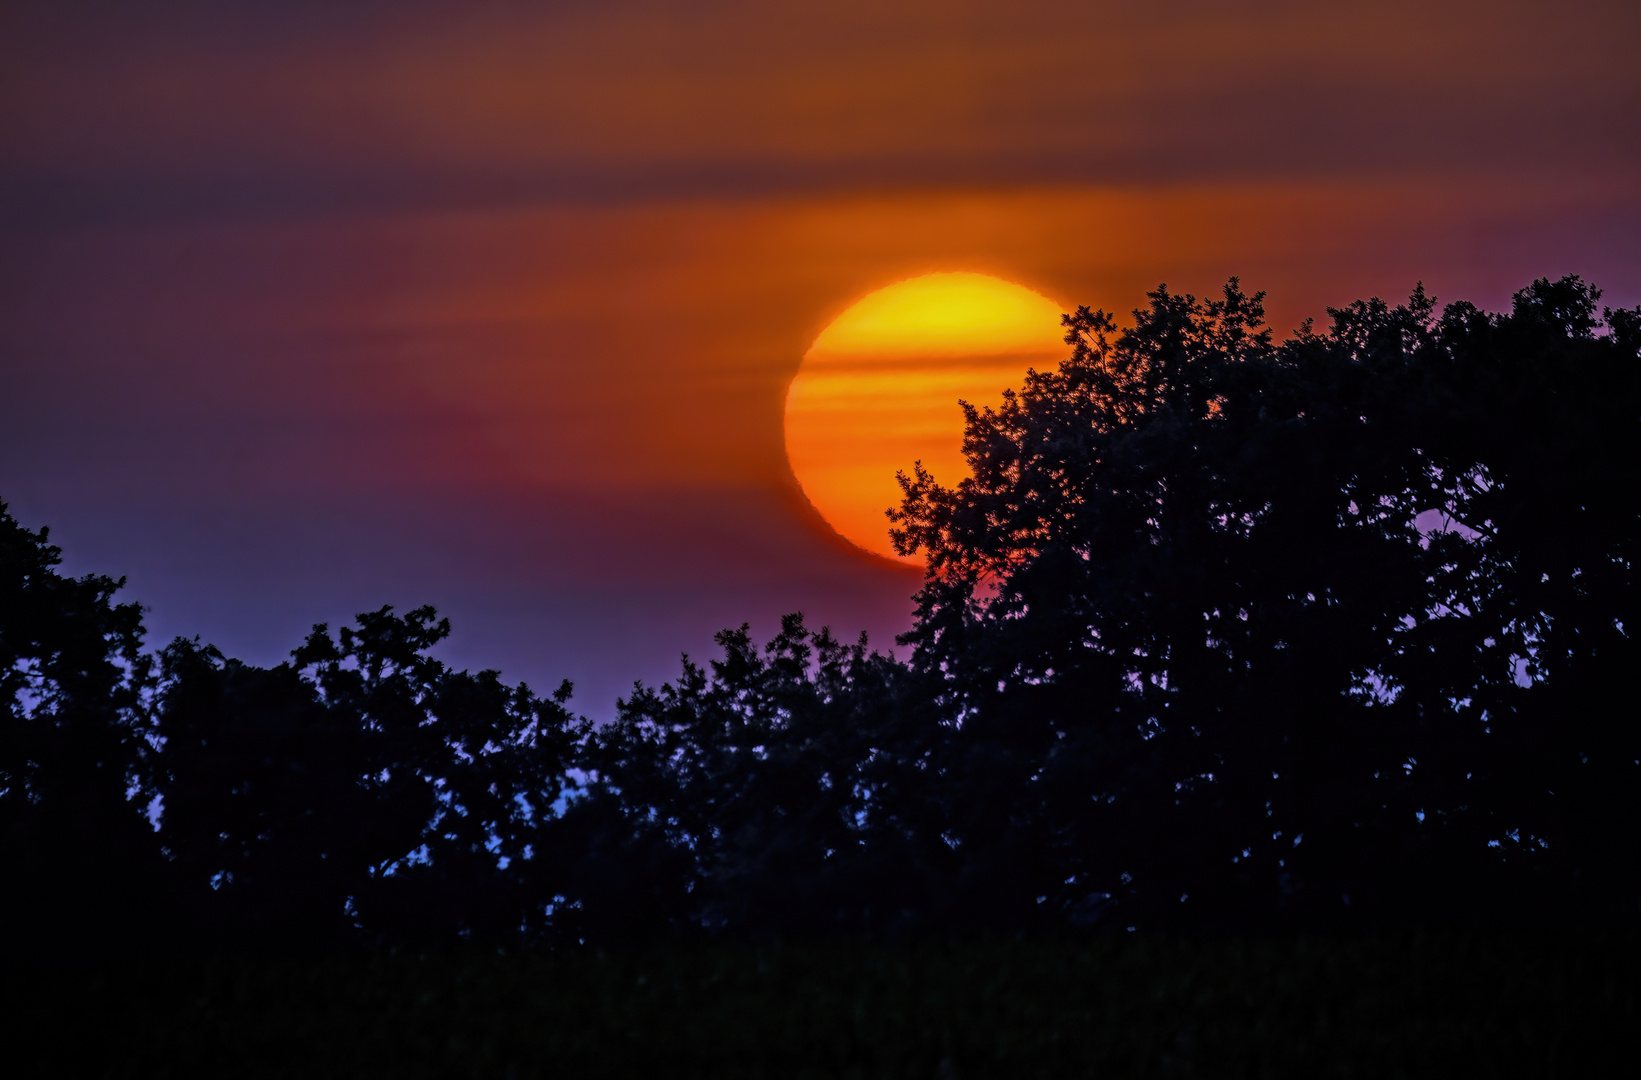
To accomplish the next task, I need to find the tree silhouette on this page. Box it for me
[565,614,949,938]
[153,606,581,945]
[1,275,1634,949]
[889,276,1639,927]
[0,501,165,950]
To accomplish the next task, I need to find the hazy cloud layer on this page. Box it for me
[5,0,1637,223]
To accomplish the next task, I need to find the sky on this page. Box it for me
[3,0,1638,715]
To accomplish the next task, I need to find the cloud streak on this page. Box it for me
[5,1,1637,225]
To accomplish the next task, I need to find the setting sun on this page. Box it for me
[784,272,1067,563]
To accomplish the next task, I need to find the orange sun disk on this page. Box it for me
[784,272,1068,564]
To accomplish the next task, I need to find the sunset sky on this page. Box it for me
[3,0,1638,713]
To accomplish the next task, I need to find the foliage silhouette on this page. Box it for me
[0,503,166,950]
[570,615,949,938]
[888,275,1638,929]
[154,608,580,945]
[0,274,1635,950]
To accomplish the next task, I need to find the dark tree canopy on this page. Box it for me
[1,275,1635,950]
[888,276,1638,927]
[0,505,163,946]
[152,608,582,945]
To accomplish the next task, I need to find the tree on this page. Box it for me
[565,613,948,938]
[888,276,1639,927]
[0,500,165,950]
[152,606,583,945]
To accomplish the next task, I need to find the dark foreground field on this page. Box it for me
[5,933,1636,1078]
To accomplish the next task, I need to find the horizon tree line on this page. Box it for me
[2,274,1635,950]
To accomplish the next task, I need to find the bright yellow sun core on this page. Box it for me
[784,271,1067,563]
